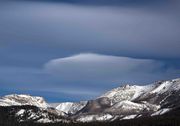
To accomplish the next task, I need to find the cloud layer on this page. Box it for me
[0,1,180,61]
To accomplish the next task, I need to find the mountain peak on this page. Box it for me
[0,94,49,108]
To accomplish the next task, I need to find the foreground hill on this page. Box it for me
[0,105,180,126]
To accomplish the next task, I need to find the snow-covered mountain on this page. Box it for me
[0,78,180,123]
[99,78,180,106]
[0,94,67,123]
[74,78,180,122]
[0,94,49,108]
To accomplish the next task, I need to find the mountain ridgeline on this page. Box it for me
[0,78,180,126]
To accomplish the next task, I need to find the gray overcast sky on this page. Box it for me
[0,0,179,102]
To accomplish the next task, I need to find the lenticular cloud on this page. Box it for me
[44,53,175,83]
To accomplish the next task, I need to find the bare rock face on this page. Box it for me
[77,97,111,114]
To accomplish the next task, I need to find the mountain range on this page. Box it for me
[0,78,180,124]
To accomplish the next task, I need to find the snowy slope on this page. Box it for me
[56,101,87,114]
[105,100,160,114]
[149,79,180,94]
[76,114,113,122]
[0,94,49,108]
[100,78,180,105]
[100,84,155,104]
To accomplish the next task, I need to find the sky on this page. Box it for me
[0,0,180,102]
